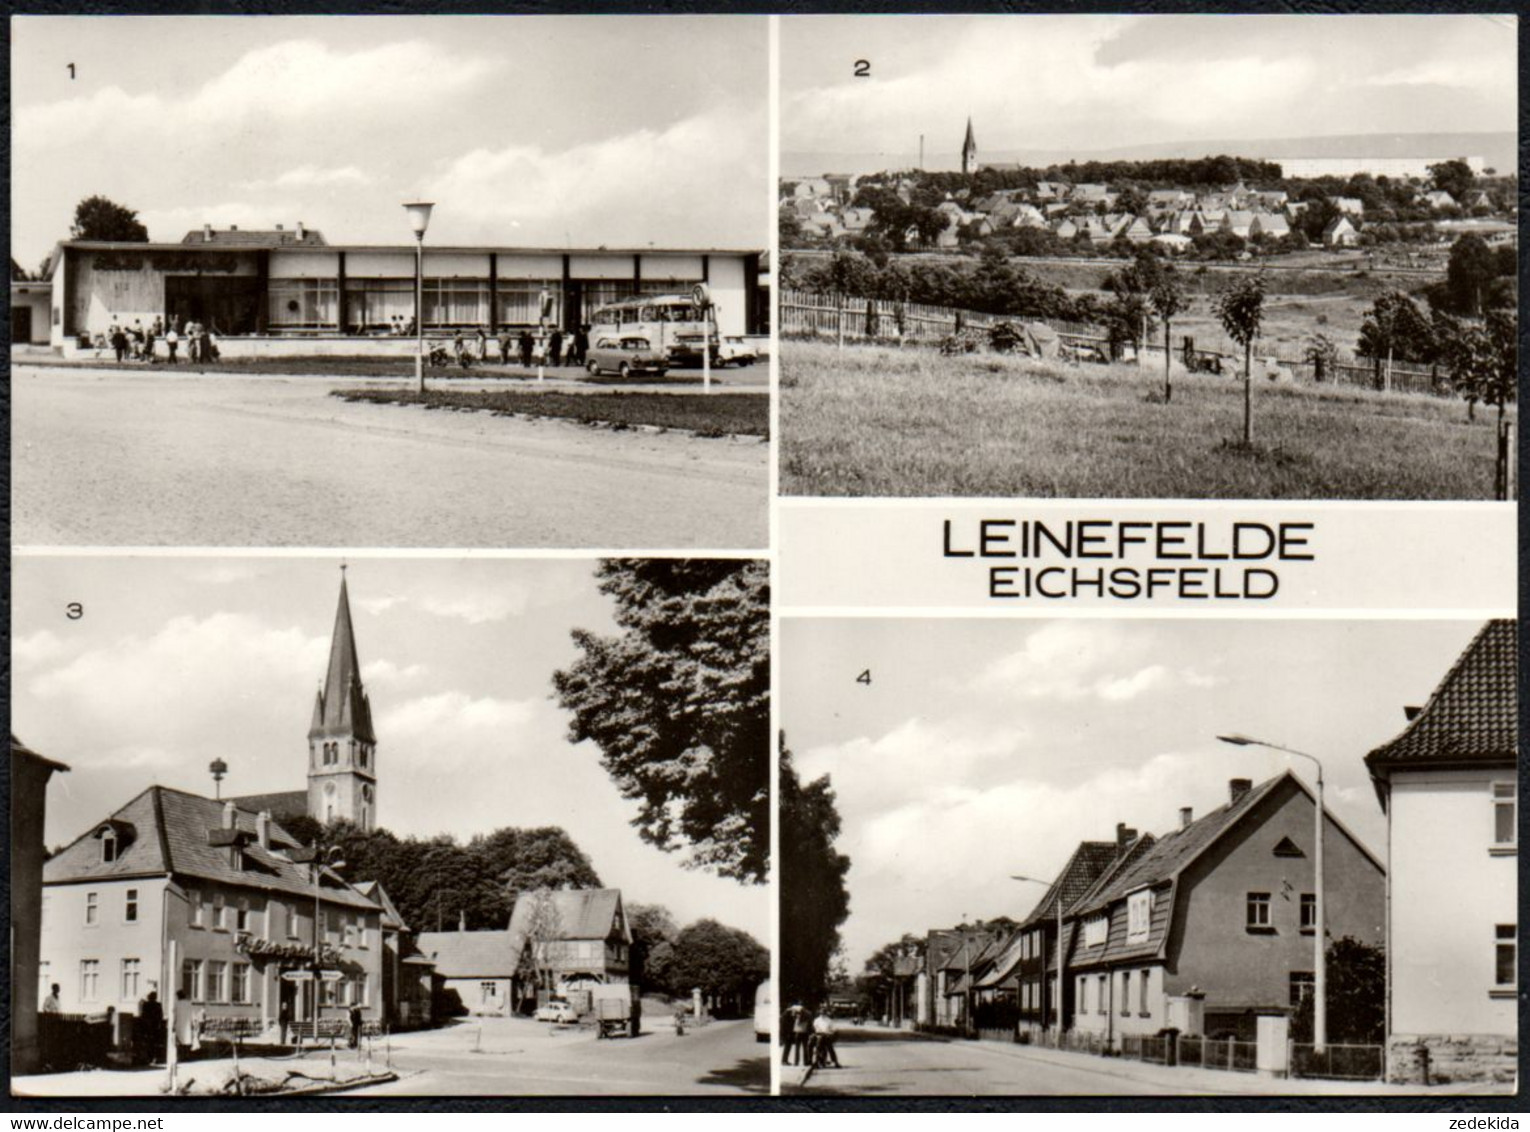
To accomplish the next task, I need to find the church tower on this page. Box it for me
[307,569,377,831]
[961,117,978,176]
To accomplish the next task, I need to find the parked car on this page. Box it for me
[585,335,668,378]
[535,999,579,1024]
[718,335,757,367]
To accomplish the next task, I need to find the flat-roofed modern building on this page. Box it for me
[43,226,767,354]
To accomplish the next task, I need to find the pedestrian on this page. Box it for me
[781,1001,809,1066]
[673,1003,687,1037]
[498,331,513,367]
[348,1004,363,1050]
[184,321,199,364]
[42,983,61,1014]
[548,329,564,367]
[165,326,179,364]
[278,999,292,1048]
[574,324,590,366]
[136,991,164,1065]
[518,329,533,368]
[812,1005,841,1068]
[474,326,488,361]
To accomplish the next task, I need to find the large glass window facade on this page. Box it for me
[344,279,414,333]
[424,279,490,328]
[497,280,561,328]
[268,278,339,330]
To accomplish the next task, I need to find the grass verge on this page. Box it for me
[780,339,1507,499]
[336,387,769,439]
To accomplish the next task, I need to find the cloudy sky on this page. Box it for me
[11,15,768,270]
[782,617,1486,967]
[783,14,1516,164]
[13,556,767,942]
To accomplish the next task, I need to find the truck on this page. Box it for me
[592,983,640,1039]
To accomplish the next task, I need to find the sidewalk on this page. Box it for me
[14,1046,395,1098]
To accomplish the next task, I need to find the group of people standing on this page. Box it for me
[101,316,217,366]
[780,1001,842,1069]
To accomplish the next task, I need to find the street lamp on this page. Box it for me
[1012,875,1065,1039]
[1217,732,1326,1054]
[297,843,346,1029]
[403,201,434,394]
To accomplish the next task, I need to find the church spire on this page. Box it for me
[307,567,378,831]
[962,116,978,175]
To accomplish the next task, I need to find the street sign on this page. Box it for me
[282,971,313,982]
[691,282,711,309]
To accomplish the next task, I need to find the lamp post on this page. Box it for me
[1012,874,1065,1039]
[403,202,434,394]
[1217,732,1326,1054]
[298,843,346,1031]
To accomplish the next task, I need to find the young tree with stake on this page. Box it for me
[1215,274,1266,445]
[1150,267,1188,403]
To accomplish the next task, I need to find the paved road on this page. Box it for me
[782,1026,1457,1097]
[351,1016,770,1096]
[12,367,767,548]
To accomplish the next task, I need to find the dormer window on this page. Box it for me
[101,830,118,863]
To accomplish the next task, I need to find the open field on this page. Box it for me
[337,387,770,438]
[780,340,1508,499]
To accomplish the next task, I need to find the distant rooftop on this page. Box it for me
[182,224,328,247]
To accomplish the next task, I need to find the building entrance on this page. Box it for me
[165,275,262,335]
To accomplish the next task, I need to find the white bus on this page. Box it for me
[589,294,718,367]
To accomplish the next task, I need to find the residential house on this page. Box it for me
[1065,773,1385,1047]
[1122,216,1155,244]
[922,928,992,1029]
[420,887,632,1018]
[1323,216,1361,247]
[1364,620,1517,1086]
[1422,190,1457,211]
[1150,234,1194,254]
[1053,218,1080,241]
[840,207,875,234]
[353,880,433,1028]
[1035,182,1068,202]
[1221,210,1256,239]
[975,837,1124,1042]
[12,737,68,1075]
[1330,196,1365,217]
[1250,213,1291,240]
[41,788,385,1045]
[792,178,831,199]
[1147,190,1191,214]
[1071,184,1112,207]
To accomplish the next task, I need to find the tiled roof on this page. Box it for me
[227,791,308,822]
[1366,620,1517,772]
[43,786,376,910]
[1070,775,1288,917]
[507,888,627,944]
[417,930,518,978]
[354,880,408,932]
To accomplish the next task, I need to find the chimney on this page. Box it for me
[1116,822,1137,850]
[256,811,270,850]
[1179,806,1193,830]
[274,223,284,231]
[202,224,213,243]
[1229,778,1253,805]
[222,800,237,829]
[229,224,238,232]
[295,221,306,241]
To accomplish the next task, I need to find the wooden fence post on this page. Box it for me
[835,293,844,351]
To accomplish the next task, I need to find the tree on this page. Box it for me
[514,888,566,1001]
[1358,290,1434,390]
[1215,273,1267,445]
[1427,159,1476,202]
[626,902,680,991]
[779,736,850,1009]
[1302,333,1340,384]
[1442,233,1499,317]
[70,195,149,242]
[554,560,769,884]
[1150,265,1188,402]
[663,919,770,1017]
[1292,936,1385,1044]
[1103,247,1164,365]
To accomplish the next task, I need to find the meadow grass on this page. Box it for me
[780,339,1507,499]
